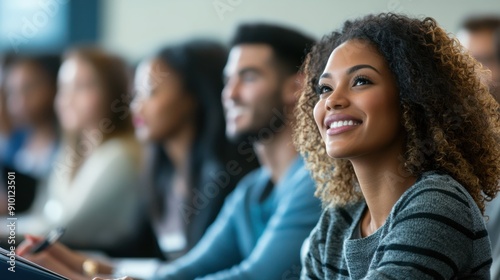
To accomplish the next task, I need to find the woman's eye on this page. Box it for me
[353,76,372,87]
[316,84,332,95]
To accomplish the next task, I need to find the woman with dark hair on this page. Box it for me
[0,54,61,215]
[0,53,16,162]
[15,47,144,255]
[132,39,258,260]
[294,13,500,279]
[2,54,61,179]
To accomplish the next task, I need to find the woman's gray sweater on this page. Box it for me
[302,171,492,279]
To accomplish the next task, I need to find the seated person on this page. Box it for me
[2,55,61,178]
[0,53,15,215]
[0,54,61,214]
[131,39,259,260]
[18,23,322,280]
[13,47,144,256]
[295,13,499,279]
[459,15,500,279]
[0,53,16,167]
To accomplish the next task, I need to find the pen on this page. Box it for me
[30,227,66,254]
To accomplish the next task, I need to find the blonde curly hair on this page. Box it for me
[293,13,500,213]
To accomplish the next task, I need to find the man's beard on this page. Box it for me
[226,102,288,146]
[227,113,286,146]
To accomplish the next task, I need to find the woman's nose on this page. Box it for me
[325,89,349,110]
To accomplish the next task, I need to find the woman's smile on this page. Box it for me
[324,113,362,136]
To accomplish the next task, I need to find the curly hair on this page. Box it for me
[293,13,500,213]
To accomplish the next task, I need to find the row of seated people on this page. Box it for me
[2,13,500,280]
[0,40,260,259]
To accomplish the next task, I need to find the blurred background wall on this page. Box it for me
[1,0,500,62]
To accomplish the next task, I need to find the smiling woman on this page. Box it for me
[294,13,500,279]
[313,41,401,161]
[129,40,259,261]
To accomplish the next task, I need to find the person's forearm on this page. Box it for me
[45,242,114,276]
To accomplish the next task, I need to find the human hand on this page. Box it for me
[18,234,88,272]
[17,234,44,256]
[21,249,88,280]
[18,234,113,279]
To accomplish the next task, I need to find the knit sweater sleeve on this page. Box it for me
[302,204,359,280]
[365,175,492,279]
[302,210,329,280]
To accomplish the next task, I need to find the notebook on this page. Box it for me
[0,247,69,279]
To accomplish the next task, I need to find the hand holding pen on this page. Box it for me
[17,229,116,280]
[29,227,66,254]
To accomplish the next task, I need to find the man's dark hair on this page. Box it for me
[462,15,500,60]
[462,15,500,32]
[230,23,315,75]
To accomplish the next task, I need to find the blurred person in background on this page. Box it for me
[0,53,16,164]
[131,39,258,261]
[3,54,61,178]
[460,15,500,280]
[0,53,16,216]
[18,23,322,280]
[460,15,500,102]
[0,54,61,216]
[146,23,321,279]
[12,47,144,256]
